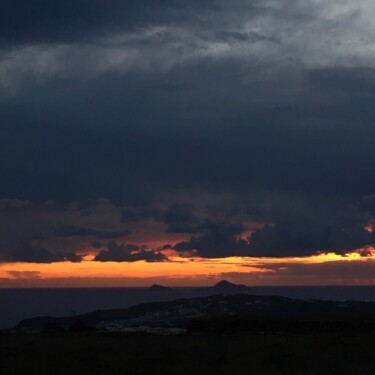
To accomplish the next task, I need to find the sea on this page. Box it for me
[2,286,375,330]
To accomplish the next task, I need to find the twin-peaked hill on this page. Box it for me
[210,280,249,293]
[146,280,249,294]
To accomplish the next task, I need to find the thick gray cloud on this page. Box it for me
[121,207,164,223]
[1,1,375,261]
[165,203,200,233]
[173,204,375,258]
[248,218,375,257]
[0,199,136,263]
[0,0,217,46]
[54,224,131,239]
[94,241,167,262]
[174,222,247,258]
[4,243,83,264]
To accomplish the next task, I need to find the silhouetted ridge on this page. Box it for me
[15,293,375,334]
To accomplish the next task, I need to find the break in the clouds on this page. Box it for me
[1,0,375,263]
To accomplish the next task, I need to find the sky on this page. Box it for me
[1,0,375,287]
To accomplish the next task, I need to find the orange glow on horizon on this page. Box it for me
[1,251,375,287]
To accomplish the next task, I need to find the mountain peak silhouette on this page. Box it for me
[149,284,172,292]
[212,280,248,291]
[214,280,236,287]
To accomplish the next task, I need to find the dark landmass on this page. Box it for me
[6,286,375,374]
[148,284,173,292]
[11,280,252,332]
[13,291,375,334]
[209,280,249,293]
[2,331,375,374]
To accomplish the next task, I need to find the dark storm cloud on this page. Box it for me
[359,196,375,217]
[94,241,167,262]
[248,218,375,258]
[174,221,247,258]
[2,109,375,258]
[0,200,134,263]
[5,243,83,263]
[121,207,164,223]
[1,0,375,261]
[3,92,375,205]
[64,252,83,263]
[3,62,375,202]
[165,203,200,233]
[0,0,218,46]
[0,199,33,210]
[173,208,375,258]
[54,224,130,239]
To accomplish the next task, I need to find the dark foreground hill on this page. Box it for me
[7,292,375,374]
[14,293,375,334]
[3,331,375,375]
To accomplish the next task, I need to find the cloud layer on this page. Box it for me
[1,1,375,263]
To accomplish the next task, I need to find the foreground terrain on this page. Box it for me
[14,291,375,333]
[6,288,375,374]
[1,331,375,375]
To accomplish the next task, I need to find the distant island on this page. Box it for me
[148,284,173,292]
[147,280,249,293]
[211,280,249,293]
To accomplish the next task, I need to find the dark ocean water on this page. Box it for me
[2,286,375,329]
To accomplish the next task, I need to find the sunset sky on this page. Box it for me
[1,0,375,287]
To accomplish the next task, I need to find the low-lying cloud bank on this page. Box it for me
[0,196,374,263]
